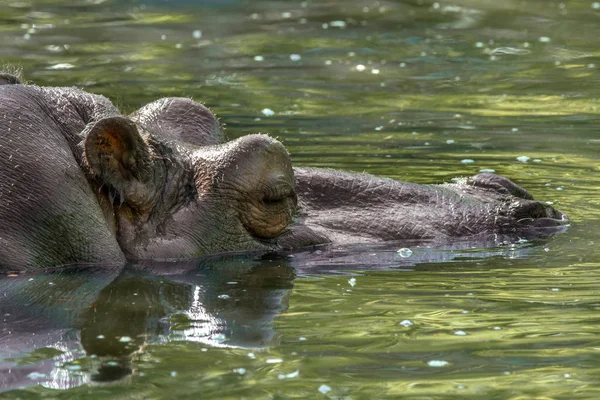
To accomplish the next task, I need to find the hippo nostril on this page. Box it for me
[262,185,296,206]
[515,200,569,227]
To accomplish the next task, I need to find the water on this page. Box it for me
[2,0,600,397]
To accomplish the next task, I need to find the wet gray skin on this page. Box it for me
[0,75,569,270]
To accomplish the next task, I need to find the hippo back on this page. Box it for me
[0,83,125,270]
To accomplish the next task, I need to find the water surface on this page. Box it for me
[1,0,600,398]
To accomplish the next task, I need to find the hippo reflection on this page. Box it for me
[0,257,294,390]
[0,73,568,270]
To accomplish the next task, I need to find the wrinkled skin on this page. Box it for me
[0,75,569,270]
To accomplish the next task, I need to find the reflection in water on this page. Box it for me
[0,257,294,390]
[0,239,541,391]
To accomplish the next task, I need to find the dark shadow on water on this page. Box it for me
[0,236,552,391]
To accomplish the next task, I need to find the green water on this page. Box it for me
[2,0,600,398]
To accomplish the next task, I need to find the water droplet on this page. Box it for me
[427,360,449,367]
[397,248,413,257]
[318,385,332,394]
[399,320,413,327]
[192,30,202,39]
[516,156,530,163]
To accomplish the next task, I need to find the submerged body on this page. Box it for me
[0,76,568,270]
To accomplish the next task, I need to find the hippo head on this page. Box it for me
[83,98,299,259]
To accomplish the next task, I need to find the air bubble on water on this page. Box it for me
[254,55,264,61]
[516,156,530,163]
[290,54,301,61]
[278,370,299,379]
[66,365,82,371]
[454,330,467,336]
[512,127,519,132]
[212,333,227,343]
[282,12,292,18]
[372,68,380,74]
[234,368,246,375]
[400,62,406,67]
[493,326,501,330]
[119,336,132,343]
[47,63,74,70]
[324,60,332,65]
[261,108,275,117]
[218,294,230,299]
[461,159,475,164]
[427,360,449,367]
[446,139,455,144]
[266,358,283,364]
[248,352,256,359]
[322,23,328,29]
[348,278,356,287]
[299,336,307,341]
[556,186,564,191]
[356,64,366,71]
[170,371,177,377]
[330,20,346,28]
[533,159,542,163]
[375,126,383,131]
[397,248,413,257]
[348,51,356,57]
[593,2,600,8]
[539,36,551,43]
[97,335,105,339]
[27,372,47,380]
[475,42,484,48]
[192,30,202,39]
[551,288,560,292]
[161,34,167,40]
[479,169,495,173]
[318,385,332,394]
[399,319,413,327]
[564,373,572,378]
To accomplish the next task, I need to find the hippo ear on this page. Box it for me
[84,116,152,192]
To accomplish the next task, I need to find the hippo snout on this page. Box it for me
[514,199,569,229]
[198,134,297,239]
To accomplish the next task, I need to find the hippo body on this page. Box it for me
[0,76,569,270]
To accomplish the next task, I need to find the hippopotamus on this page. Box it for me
[0,73,569,270]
